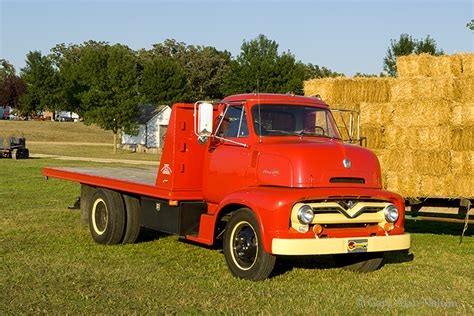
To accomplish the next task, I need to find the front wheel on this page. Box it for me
[333,252,384,272]
[224,208,276,281]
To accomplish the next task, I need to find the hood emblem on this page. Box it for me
[343,158,351,169]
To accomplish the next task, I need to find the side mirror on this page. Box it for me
[198,102,213,136]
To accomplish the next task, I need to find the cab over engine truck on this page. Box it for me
[43,94,410,280]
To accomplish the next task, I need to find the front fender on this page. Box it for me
[216,186,406,255]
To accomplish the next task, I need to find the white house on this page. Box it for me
[122,104,171,153]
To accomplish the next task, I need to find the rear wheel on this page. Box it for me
[333,252,384,272]
[122,194,141,244]
[88,188,125,245]
[224,208,276,280]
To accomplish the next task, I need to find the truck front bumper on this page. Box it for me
[271,233,410,255]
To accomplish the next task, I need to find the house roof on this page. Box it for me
[136,104,169,124]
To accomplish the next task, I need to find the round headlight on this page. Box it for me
[297,205,314,224]
[384,205,399,223]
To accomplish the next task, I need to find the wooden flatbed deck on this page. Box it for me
[42,166,204,200]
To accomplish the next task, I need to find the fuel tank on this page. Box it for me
[254,139,382,189]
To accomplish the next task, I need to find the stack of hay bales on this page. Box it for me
[304,53,474,198]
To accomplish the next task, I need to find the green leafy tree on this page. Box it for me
[146,39,231,100]
[20,51,61,116]
[221,34,307,95]
[1,59,16,81]
[140,56,189,104]
[467,19,474,30]
[383,34,443,76]
[304,63,343,79]
[52,42,142,153]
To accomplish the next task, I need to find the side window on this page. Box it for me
[218,106,249,138]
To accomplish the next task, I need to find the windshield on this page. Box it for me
[251,104,341,139]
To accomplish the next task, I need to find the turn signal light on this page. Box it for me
[169,200,179,206]
[313,224,324,235]
[383,222,393,232]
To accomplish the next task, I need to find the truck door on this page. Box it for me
[203,105,251,204]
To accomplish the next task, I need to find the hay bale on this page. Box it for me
[396,53,463,78]
[360,123,385,149]
[411,150,451,176]
[359,102,394,125]
[384,125,452,150]
[459,53,474,76]
[304,77,393,104]
[385,171,422,197]
[450,151,473,175]
[419,175,457,197]
[391,100,453,126]
[391,77,455,101]
[454,77,474,102]
[451,126,474,150]
[451,103,474,125]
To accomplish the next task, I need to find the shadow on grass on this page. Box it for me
[405,219,473,237]
[136,228,172,243]
[271,250,414,277]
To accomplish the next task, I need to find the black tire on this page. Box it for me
[224,208,276,281]
[122,194,141,244]
[333,252,384,272]
[88,188,126,245]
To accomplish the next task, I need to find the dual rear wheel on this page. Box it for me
[88,188,140,245]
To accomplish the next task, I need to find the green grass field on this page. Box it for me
[0,120,160,162]
[1,158,473,314]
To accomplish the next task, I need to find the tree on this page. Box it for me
[0,75,26,111]
[221,34,307,95]
[304,63,343,79]
[20,51,61,116]
[467,19,474,30]
[146,39,231,100]
[383,34,443,76]
[1,59,16,81]
[140,56,189,104]
[63,42,142,153]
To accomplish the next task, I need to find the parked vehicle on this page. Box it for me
[0,137,29,159]
[43,94,410,280]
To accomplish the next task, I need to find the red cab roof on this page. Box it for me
[221,93,329,107]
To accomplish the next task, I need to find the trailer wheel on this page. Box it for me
[122,194,141,244]
[333,252,384,272]
[89,188,125,245]
[224,208,276,280]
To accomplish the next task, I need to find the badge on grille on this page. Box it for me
[343,158,351,169]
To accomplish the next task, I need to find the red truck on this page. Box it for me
[43,93,410,280]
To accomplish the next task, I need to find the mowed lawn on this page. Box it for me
[0,120,159,161]
[1,158,473,314]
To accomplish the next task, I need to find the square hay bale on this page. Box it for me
[375,149,414,173]
[451,126,474,150]
[452,175,474,198]
[360,123,385,149]
[450,151,473,176]
[359,102,394,125]
[410,150,451,176]
[419,174,457,197]
[385,171,423,197]
[396,53,463,78]
[304,77,393,104]
[453,77,474,102]
[459,53,474,76]
[451,103,474,125]
[390,77,455,101]
[391,100,453,127]
[384,125,452,150]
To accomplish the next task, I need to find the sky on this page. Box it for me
[0,0,473,76]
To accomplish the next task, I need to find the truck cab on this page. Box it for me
[43,93,410,281]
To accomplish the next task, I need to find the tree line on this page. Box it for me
[1,33,444,141]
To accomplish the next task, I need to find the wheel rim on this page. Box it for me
[230,221,258,270]
[92,198,108,235]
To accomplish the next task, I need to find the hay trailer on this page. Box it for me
[0,137,29,159]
